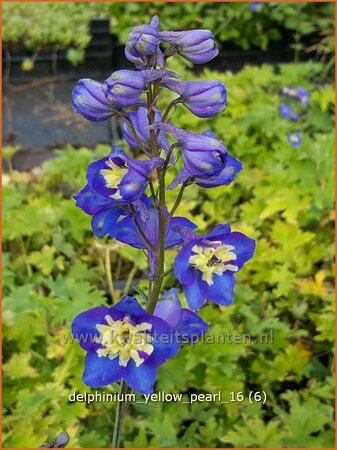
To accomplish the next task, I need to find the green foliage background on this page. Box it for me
[3,59,335,447]
[2,2,334,71]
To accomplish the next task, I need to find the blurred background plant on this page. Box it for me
[2,2,334,76]
[2,2,335,448]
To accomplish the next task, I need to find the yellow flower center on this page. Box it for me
[95,315,154,367]
[288,88,298,97]
[290,134,300,143]
[189,242,238,286]
[100,159,128,199]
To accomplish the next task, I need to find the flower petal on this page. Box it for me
[176,309,208,341]
[200,272,235,306]
[71,306,109,351]
[83,351,127,388]
[184,273,206,310]
[124,361,157,394]
[154,288,183,328]
[111,295,147,317]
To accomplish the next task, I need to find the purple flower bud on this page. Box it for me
[159,29,218,64]
[287,132,302,147]
[72,79,115,122]
[125,47,166,70]
[195,154,242,188]
[167,154,242,190]
[163,79,227,118]
[280,103,299,121]
[126,16,160,57]
[103,70,146,108]
[152,123,227,178]
[121,107,170,152]
[103,69,179,107]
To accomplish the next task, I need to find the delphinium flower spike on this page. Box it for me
[71,15,255,448]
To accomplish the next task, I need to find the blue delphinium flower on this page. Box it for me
[71,296,180,394]
[174,224,255,310]
[159,29,218,64]
[162,79,227,118]
[74,148,164,236]
[280,103,299,121]
[282,86,310,107]
[287,132,302,147]
[152,123,227,178]
[83,147,163,203]
[154,288,208,342]
[74,185,127,237]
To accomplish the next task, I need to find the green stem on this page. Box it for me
[147,167,166,314]
[167,183,186,221]
[111,381,129,448]
[125,115,151,155]
[147,83,160,154]
[6,158,14,175]
[20,236,32,277]
[149,180,158,203]
[162,144,177,174]
[123,264,137,296]
[105,247,115,303]
[129,205,156,252]
[155,98,181,140]
[162,98,181,123]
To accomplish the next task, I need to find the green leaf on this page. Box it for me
[3,353,39,379]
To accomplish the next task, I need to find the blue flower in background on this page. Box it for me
[154,288,208,342]
[162,79,227,118]
[159,29,218,64]
[72,296,180,394]
[249,2,263,12]
[282,86,310,107]
[174,224,255,310]
[287,132,302,147]
[280,103,299,121]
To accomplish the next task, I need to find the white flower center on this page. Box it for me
[100,159,128,199]
[189,241,238,285]
[95,315,154,367]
